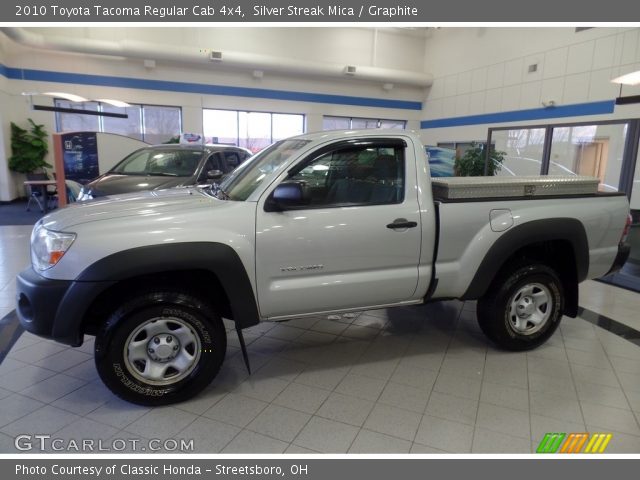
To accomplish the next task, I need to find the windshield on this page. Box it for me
[218,139,311,201]
[111,148,204,177]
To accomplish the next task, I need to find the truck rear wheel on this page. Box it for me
[95,290,226,406]
[477,262,564,351]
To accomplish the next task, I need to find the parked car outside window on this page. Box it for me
[425,146,456,177]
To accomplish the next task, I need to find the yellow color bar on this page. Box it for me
[584,434,598,453]
[584,433,613,453]
[591,434,605,453]
[597,434,613,453]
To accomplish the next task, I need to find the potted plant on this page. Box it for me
[454,142,506,176]
[8,119,51,175]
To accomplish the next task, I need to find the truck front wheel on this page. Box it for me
[95,290,226,406]
[477,262,564,351]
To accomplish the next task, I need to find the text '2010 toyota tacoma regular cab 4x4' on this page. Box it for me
[16,130,631,405]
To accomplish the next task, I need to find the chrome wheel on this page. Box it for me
[124,317,202,385]
[507,282,552,335]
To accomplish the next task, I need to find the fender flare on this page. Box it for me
[461,218,589,302]
[76,242,259,329]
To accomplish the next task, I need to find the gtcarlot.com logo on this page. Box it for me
[536,433,613,454]
[14,435,194,452]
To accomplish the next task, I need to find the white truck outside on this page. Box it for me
[15,130,631,405]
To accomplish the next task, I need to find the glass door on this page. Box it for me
[620,143,640,283]
[548,123,628,192]
[602,135,640,291]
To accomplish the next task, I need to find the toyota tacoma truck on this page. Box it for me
[15,130,631,405]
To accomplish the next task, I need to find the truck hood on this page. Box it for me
[85,174,192,197]
[41,187,219,230]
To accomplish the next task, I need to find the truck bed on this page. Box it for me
[431,192,629,300]
[431,175,600,201]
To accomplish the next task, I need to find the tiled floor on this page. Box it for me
[1,225,640,453]
[580,280,640,332]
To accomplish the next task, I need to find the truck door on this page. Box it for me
[255,138,422,318]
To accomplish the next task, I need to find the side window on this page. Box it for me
[224,152,241,171]
[199,153,222,181]
[206,153,222,171]
[287,144,405,207]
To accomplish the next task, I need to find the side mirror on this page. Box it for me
[207,169,223,180]
[265,182,310,212]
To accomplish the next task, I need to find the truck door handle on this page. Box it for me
[386,219,418,229]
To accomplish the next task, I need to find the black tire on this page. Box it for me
[95,290,226,406]
[477,262,564,351]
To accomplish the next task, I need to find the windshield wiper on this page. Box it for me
[146,172,179,177]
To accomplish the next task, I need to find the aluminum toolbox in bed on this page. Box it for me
[431,176,600,200]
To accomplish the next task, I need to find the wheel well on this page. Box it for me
[81,270,233,336]
[497,240,579,317]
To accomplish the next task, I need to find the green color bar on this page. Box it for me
[536,433,566,453]
[536,433,553,453]
[549,433,566,453]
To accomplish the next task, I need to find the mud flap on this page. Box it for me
[236,324,251,374]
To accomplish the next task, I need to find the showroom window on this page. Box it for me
[55,100,182,144]
[437,141,493,159]
[488,128,546,177]
[56,101,101,132]
[101,104,143,140]
[487,121,630,191]
[323,116,406,130]
[142,105,182,144]
[285,142,405,207]
[203,109,305,153]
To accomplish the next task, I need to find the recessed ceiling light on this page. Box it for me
[611,70,640,86]
[41,92,89,102]
[97,99,132,108]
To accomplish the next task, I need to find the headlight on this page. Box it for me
[77,189,93,201]
[31,223,76,271]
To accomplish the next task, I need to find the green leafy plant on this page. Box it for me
[454,142,506,176]
[8,119,51,174]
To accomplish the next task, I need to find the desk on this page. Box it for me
[23,180,57,213]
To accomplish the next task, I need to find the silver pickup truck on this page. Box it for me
[15,130,631,405]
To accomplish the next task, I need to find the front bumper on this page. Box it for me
[605,242,631,275]
[16,267,113,346]
[16,268,72,341]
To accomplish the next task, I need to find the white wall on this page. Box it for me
[28,27,427,75]
[0,100,13,200]
[0,27,428,201]
[420,27,640,145]
[0,33,14,200]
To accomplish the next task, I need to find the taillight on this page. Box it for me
[620,213,632,244]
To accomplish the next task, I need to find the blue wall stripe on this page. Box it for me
[420,100,616,129]
[0,63,422,111]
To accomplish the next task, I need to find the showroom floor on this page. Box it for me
[0,224,639,454]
